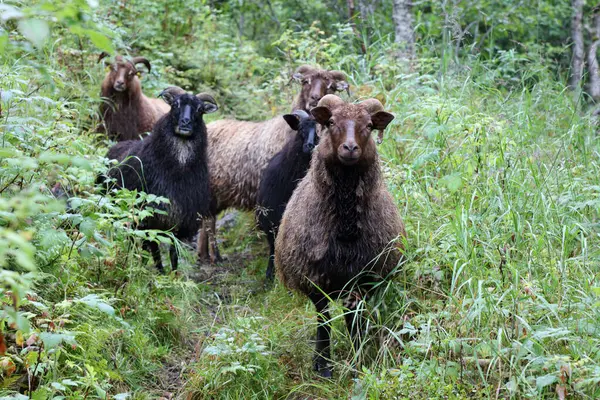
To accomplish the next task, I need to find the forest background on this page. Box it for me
[1,0,600,398]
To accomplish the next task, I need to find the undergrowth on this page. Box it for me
[1,0,599,399]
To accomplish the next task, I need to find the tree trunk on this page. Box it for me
[587,6,600,101]
[357,0,377,20]
[347,0,367,53]
[392,0,415,60]
[570,0,585,89]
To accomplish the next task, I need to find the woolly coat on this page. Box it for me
[206,117,294,211]
[100,76,170,141]
[275,144,405,295]
[256,125,315,235]
[105,115,212,239]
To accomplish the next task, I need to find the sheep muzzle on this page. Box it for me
[175,104,193,136]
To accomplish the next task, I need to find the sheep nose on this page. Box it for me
[310,94,321,101]
[343,143,358,152]
[181,117,191,125]
[303,142,315,152]
[116,80,124,86]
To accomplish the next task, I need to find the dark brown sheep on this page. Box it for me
[197,65,349,262]
[98,54,170,141]
[275,94,405,378]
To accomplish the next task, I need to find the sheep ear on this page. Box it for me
[311,106,332,125]
[371,111,394,144]
[333,80,349,94]
[283,114,300,131]
[371,111,394,130]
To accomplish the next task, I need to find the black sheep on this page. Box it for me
[100,86,218,272]
[256,110,318,281]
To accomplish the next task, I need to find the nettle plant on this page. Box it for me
[0,60,175,396]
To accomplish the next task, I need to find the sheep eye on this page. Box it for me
[326,120,334,127]
[367,123,373,130]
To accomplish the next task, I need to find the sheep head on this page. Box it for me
[311,95,394,166]
[283,109,319,154]
[99,54,152,94]
[292,65,349,110]
[159,86,218,137]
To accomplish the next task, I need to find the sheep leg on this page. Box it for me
[265,230,275,281]
[206,217,223,264]
[169,244,178,271]
[309,292,332,378]
[344,292,367,371]
[143,240,164,273]
[197,221,210,262]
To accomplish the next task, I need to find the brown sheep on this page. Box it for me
[197,65,349,262]
[98,54,170,141]
[275,94,405,378]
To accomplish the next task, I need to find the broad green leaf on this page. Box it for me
[51,382,66,391]
[79,219,96,238]
[439,173,462,193]
[86,30,113,53]
[77,294,115,316]
[40,332,75,349]
[536,373,557,389]
[17,19,49,48]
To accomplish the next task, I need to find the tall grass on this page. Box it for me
[1,3,599,398]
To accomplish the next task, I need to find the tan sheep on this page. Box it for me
[197,65,349,262]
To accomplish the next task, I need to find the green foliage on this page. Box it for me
[1,0,600,398]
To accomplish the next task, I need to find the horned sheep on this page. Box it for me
[197,65,349,261]
[275,94,405,377]
[98,54,170,141]
[100,86,218,271]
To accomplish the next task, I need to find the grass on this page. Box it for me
[1,4,600,399]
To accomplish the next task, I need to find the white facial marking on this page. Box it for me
[346,120,356,141]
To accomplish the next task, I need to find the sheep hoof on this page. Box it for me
[316,366,333,379]
[313,358,332,378]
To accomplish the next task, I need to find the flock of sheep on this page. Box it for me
[95,55,406,377]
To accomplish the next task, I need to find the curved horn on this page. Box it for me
[295,65,316,75]
[97,52,110,64]
[317,94,345,109]
[329,70,347,81]
[131,57,151,73]
[195,93,217,104]
[292,109,310,119]
[292,65,317,82]
[196,92,219,113]
[159,86,186,105]
[359,98,385,115]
